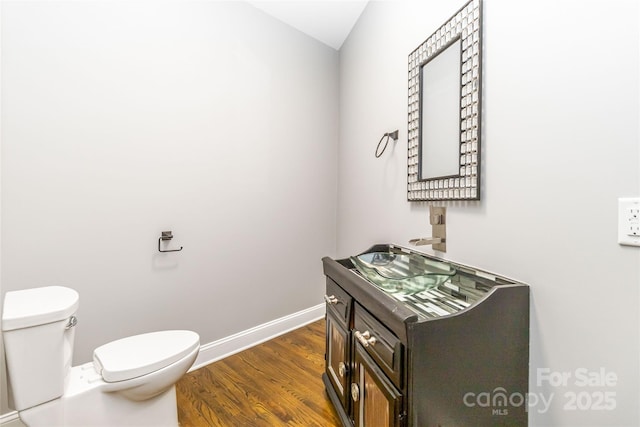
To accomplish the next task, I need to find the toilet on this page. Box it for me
[2,286,200,427]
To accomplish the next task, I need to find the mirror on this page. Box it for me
[407,0,482,201]
[420,38,461,180]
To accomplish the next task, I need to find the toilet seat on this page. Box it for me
[93,330,199,383]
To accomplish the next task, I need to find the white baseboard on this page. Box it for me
[0,411,24,427]
[0,304,326,426]
[189,303,325,372]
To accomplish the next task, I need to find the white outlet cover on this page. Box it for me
[618,197,640,247]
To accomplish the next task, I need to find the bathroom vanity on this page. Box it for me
[322,244,529,427]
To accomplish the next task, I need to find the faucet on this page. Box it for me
[410,206,446,252]
[409,237,443,246]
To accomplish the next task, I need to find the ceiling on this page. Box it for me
[247,0,369,50]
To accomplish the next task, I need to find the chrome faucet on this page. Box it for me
[410,206,446,252]
[409,237,443,246]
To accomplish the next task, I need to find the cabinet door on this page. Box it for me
[352,344,403,427]
[326,310,351,411]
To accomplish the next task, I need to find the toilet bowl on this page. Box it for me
[2,286,200,427]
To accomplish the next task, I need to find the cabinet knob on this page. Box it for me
[354,330,377,347]
[351,383,360,402]
[338,362,347,377]
[324,294,339,305]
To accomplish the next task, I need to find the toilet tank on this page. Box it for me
[2,286,79,411]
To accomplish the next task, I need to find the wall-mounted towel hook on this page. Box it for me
[375,130,399,158]
[158,231,183,253]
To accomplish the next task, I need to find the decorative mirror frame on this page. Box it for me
[407,0,482,201]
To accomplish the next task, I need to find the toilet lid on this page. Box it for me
[2,286,79,331]
[93,330,200,383]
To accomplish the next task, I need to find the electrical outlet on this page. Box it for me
[618,197,640,247]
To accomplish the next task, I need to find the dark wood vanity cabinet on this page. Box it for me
[325,277,352,412]
[352,342,403,427]
[322,245,529,427]
[325,281,405,427]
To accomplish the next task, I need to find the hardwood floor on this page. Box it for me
[176,319,341,427]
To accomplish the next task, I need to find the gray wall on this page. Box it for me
[2,0,640,425]
[0,0,4,415]
[338,0,640,425]
[0,0,338,415]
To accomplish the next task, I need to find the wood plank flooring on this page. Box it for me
[176,319,341,427]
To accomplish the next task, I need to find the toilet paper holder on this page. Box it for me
[158,231,183,253]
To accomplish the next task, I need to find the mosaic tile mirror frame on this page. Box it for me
[407,0,482,201]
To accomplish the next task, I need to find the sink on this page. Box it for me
[350,251,456,295]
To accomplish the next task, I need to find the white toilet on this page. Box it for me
[2,286,200,427]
